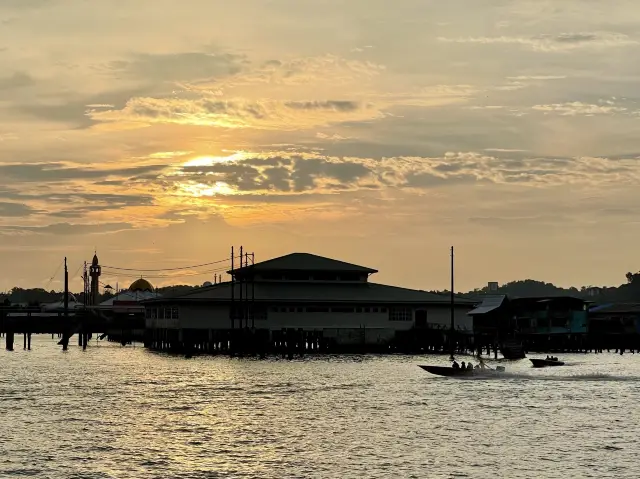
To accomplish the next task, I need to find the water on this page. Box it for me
[2,336,640,478]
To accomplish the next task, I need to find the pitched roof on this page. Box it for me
[229,252,378,275]
[590,303,640,314]
[468,295,507,315]
[99,289,159,306]
[144,281,475,305]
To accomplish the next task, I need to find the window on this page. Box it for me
[339,273,362,281]
[331,307,354,313]
[364,307,370,313]
[372,307,379,313]
[171,307,179,320]
[262,273,284,281]
[313,272,337,281]
[283,272,311,281]
[307,306,330,313]
[355,307,362,313]
[380,307,388,313]
[389,308,412,321]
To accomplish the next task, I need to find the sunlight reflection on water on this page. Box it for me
[1,336,639,478]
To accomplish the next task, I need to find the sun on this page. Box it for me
[170,152,246,198]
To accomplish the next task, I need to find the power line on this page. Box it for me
[100,256,238,272]
[44,259,64,289]
[101,266,230,280]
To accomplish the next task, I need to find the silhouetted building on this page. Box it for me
[89,253,101,306]
[589,303,640,335]
[98,278,159,315]
[143,252,475,346]
[469,295,589,335]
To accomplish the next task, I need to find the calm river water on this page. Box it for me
[1,336,639,478]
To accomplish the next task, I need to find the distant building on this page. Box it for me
[585,286,602,297]
[589,303,640,334]
[98,278,159,315]
[40,293,83,311]
[143,252,475,346]
[469,295,589,335]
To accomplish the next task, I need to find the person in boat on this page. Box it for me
[452,360,460,369]
[474,364,480,369]
[467,362,473,370]
[461,361,466,369]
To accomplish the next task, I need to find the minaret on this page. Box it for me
[89,253,101,306]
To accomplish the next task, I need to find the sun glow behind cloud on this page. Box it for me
[182,153,246,168]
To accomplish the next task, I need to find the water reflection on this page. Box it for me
[2,337,639,478]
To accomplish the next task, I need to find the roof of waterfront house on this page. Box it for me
[143,280,475,306]
[228,252,378,275]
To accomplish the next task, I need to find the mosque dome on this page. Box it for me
[129,278,154,292]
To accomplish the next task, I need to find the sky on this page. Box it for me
[1,0,640,293]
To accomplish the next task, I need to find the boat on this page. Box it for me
[417,248,508,379]
[530,358,565,368]
[418,365,505,378]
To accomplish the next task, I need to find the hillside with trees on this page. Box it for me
[464,271,640,303]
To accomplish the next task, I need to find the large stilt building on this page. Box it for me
[143,252,475,351]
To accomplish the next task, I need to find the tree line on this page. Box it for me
[2,271,639,306]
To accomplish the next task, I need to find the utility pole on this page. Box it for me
[244,251,249,329]
[62,257,69,351]
[251,252,255,329]
[449,246,455,361]
[230,246,235,329]
[239,246,244,329]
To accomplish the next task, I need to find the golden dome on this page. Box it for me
[129,278,154,292]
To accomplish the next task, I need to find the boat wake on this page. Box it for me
[467,372,640,382]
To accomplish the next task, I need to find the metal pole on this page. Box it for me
[64,258,69,313]
[244,252,249,329]
[450,246,455,360]
[230,247,235,329]
[251,252,255,329]
[239,246,244,329]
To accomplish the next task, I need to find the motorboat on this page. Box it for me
[418,364,505,378]
[530,358,565,368]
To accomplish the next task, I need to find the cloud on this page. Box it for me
[0,202,39,217]
[507,75,566,81]
[107,51,247,83]
[0,162,170,182]
[316,132,354,141]
[531,101,628,116]
[158,150,640,202]
[0,222,134,236]
[87,96,382,130]
[11,86,152,128]
[0,71,35,90]
[437,32,638,52]
[188,54,386,90]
